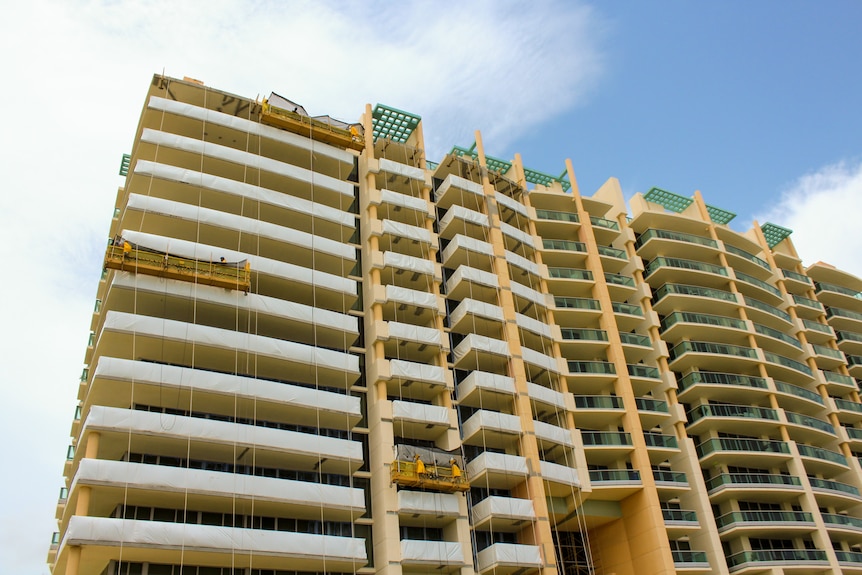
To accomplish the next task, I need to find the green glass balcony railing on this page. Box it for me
[635,228,718,249]
[797,444,848,466]
[705,472,801,491]
[661,311,746,332]
[793,294,824,311]
[59,487,69,500]
[726,549,827,568]
[827,306,862,322]
[543,239,586,252]
[678,371,768,392]
[744,296,792,323]
[653,282,737,304]
[808,476,860,496]
[834,398,862,413]
[823,371,855,387]
[812,344,844,359]
[589,469,641,482]
[628,365,660,379]
[597,245,627,259]
[715,510,813,530]
[836,551,862,564]
[781,268,811,284]
[785,411,834,434]
[645,257,728,278]
[696,437,789,458]
[754,323,802,349]
[66,445,75,460]
[662,508,697,522]
[568,361,616,375]
[581,431,632,446]
[724,243,771,270]
[803,318,834,334]
[554,296,600,310]
[51,532,60,546]
[735,270,781,297]
[619,332,652,347]
[822,513,862,530]
[688,403,778,422]
[535,209,579,223]
[848,354,862,367]
[837,330,862,344]
[611,301,643,316]
[643,433,678,448]
[653,469,688,483]
[635,397,668,413]
[763,351,813,377]
[774,381,823,405]
[574,395,623,409]
[604,272,635,287]
[548,267,593,281]
[560,328,608,342]
[816,281,862,298]
[672,550,708,565]
[844,426,862,440]
[590,215,619,231]
[669,341,758,361]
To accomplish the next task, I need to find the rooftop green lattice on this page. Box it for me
[706,204,736,225]
[371,104,420,143]
[643,187,693,213]
[119,153,131,176]
[524,167,571,192]
[450,145,512,174]
[761,222,793,248]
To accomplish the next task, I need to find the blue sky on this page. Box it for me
[1,1,860,573]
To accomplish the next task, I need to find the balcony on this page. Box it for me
[401,540,465,569]
[653,469,689,489]
[696,437,791,467]
[823,369,856,392]
[715,510,815,534]
[461,410,522,449]
[725,549,827,572]
[809,476,862,505]
[392,400,451,440]
[793,293,825,313]
[834,398,862,424]
[705,473,802,500]
[567,360,616,380]
[645,257,728,289]
[534,420,575,450]
[661,311,748,344]
[588,469,642,498]
[743,296,792,328]
[672,550,710,570]
[559,328,609,358]
[762,351,814,383]
[604,273,636,298]
[573,395,624,428]
[753,323,802,356]
[466,452,528,490]
[438,205,489,240]
[723,243,771,273]
[471,496,536,531]
[826,306,862,332]
[455,371,515,410]
[687,404,779,436]
[677,372,768,404]
[635,228,718,261]
[526,382,568,412]
[797,443,849,473]
[822,513,862,533]
[781,268,812,286]
[535,209,579,223]
[449,298,504,337]
[836,551,862,567]
[441,234,495,272]
[396,491,461,524]
[476,543,542,575]
[651,283,738,316]
[452,334,510,372]
[773,380,824,411]
[546,267,593,297]
[783,411,835,443]
[668,341,759,372]
[445,265,499,302]
[816,281,862,309]
[662,508,698,525]
[435,174,484,211]
[733,270,782,303]
[539,460,581,495]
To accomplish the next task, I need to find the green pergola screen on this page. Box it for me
[119,153,131,176]
[643,187,693,213]
[761,222,793,248]
[524,167,571,192]
[450,145,513,174]
[371,104,420,144]
[706,204,736,225]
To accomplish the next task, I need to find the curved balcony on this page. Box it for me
[645,257,729,289]
[732,270,783,305]
[545,267,593,297]
[435,174,484,211]
[445,265,500,302]
[816,281,862,309]
[742,296,793,330]
[752,322,803,357]
[677,371,768,404]
[668,341,760,373]
[834,398,862,426]
[781,268,813,290]
[612,301,644,332]
[652,283,739,316]
[822,513,862,536]
[686,403,779,436]
[396,491,460,526]
[472,496,536,531]
[822,370,857,394]
[441,234,495,272]
[477,543,542,575]
[762,351,814,384]
[800,318,836,344]
[438,205,489,240]
[783,411,836,443]
[401,539,465,569]
[581,431,633,465]
[660,311,748,344]
[838,330,862,355]
[772,380,824,412]
[573,395,624,428]
[588,469,642,499]
[722,243,772,277]
[797,443,849,474]
[696,437,791,467]
[552,296,602,324]
[466,452,528,490]
[635,228,719,261]
[541,239,587,268]
[809,477,862,507]
[725,549,827,572]
[715,510,815,536]
[456,371,515,411]
[809,344,846,371]
[792,293,825,316]
[826,306,862,333]
[461,410,522,449]
[705,473,803,503]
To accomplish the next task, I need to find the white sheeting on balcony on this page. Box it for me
[471,496,536,524]
[380,189,430,213]
[93,357,360,418]
[134,160,355,227]
[510,280,551,308]
[457,371,516,398]
[63,516,367,563]
[540,461,580,488]
[111,272,358,334]
[494,192,528,217]
[499,222,535,249]
[72,459,364,512]
[515,313,553,339]
[101,311,360,374]
[389,359,447,385]
[140,129,354,197]
[401,540,465,565]
[396,490,460,516]
[121,230,357,294]
[521,347,562,374]
[388,321,443,347]
[147,96,353,164]
[436,174,484,201]
[392,400,450,427]
[381,219,432,244]
[446,266,500,293]
[462,410,522,437]
[126,194,355,260]
[439,205,490,230]
[467,452,528,478]
[382,251,436,275]
[477,543,543,572]
[534,421,575,448]
[505,250,540,276]
[83,406,363,462]
[378,157,425,181]
[450,299,504,327]
[442,234,494,263]
[453,334,510,362]
[385,285,438,310]
[526,382,567,410]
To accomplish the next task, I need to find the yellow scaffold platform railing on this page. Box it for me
[260,100,365,151]
[391,459,469,493]
[104,243,252,292]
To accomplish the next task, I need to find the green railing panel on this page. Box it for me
[535,209,579,223]
[560,328,608,342]
[774,380,823,404]
[554,297,600,310]
[574,395,623,409]
[678,371,767,392]
[705,472,801,491]
[635,228,717,249]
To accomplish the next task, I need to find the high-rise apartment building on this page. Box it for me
[48,74,862,575]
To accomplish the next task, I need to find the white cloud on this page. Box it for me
[758,160,862,278]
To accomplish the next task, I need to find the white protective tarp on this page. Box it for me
[381,219,432,244]
[442,235,494,265]
[436,174,484,201]
[540,460,580,488]
[461,409,522,438]
[378,157,425,181]
[382,251,436,275]
[393,445,463,468]
[392,400,451,427]
[453,334,510,362]
[515,312,553,339]
[380,188,429,213]
[477,543,543,571]
[120,230,357,295]
[388,321,443,347]
[449,298,504,327]
[471,496,536,524]
[126,194,355,260]
[101,311,360,375]
[438,204,490,231]
[445,266,500,294]
[72,458,364,512]
[134,160,355,228]
[494,191,528,217]
[533,420,575,447]
[389,359,447,386]
[111,272,358,334]
[521,346,562,374]
[505,250,540,276]
[510,280,551,308]
[83,406,363,462]
[526,382,567,410]
[140,128,354,197]
[148,96,353,164]
[396,490,460,517]
[93,357,360,419]
[401,540,464,565]
[384,284,438,310]
[466,452,528,478]
[456,371,516,398]
[63,516,366,562]
[499,221,535,249]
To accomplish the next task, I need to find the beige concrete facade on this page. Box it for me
[49,75,862,575]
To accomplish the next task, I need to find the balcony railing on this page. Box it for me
[744,296,792,322]
[726,549,827,569]
[797,444,847,466]
[597,245,627,259]
[823,370,855,387]
[838,330,862,344]
[548,267,592,281]
[827,306,862,322]
[581,431,632,447]
[628,365,660,379]
[653,282,737,304]
[635,397,668,412]
[590,215,619,231]
[643,433,678,449]
[705,472,801,491]
[619,332,652,347]
[793,294,824,311]
[588,469,640,482]
[535,209,579,223]
[844,426,862,440]
[785,411,834,434]
[574,395,623,409]
[604,272,635,287]
[774,380,823,404]
[543,239,586,252]
[822,513,862,530]
[662,508,697,523]
[816,281,862,298]
[835,398,862,414]
[661,311,746,332]
[763,351,813,377]
[735,270,781,298]
[803,318,834,335]
[808,476,860,497]
[672,550,709,565]
[560,328,608,342]
[669,341,758,361]
[568,361,616,375]
[678,371,768,392]
[612,301,643,316]
[715,510,813,530]
[836,551,862,564]
[754,323,802,349]
[554,296,600,310]
[781,268,811,284]
[645,257,728,278]
[688,403,778,422]
[812,344,844,360]
[635,228,717,249]
[696,437,789,458]
[724,243,771,270]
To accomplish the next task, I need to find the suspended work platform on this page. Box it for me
[391,459,469,493]
[260,93,365,151]
[104,243,252,292]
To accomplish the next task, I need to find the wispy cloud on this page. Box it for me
[757,160,862,278]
